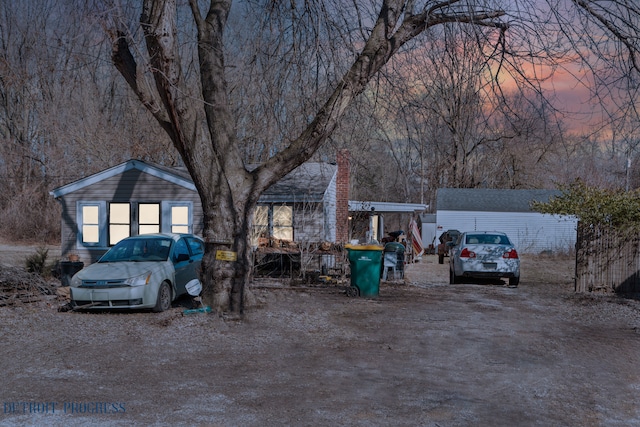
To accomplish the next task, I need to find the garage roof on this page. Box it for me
[436,188,561,213]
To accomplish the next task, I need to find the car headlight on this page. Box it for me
[70,274,82,288]
[125,271,153,286]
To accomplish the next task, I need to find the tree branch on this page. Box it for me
[573,0,640,73]
[110,29,173,136]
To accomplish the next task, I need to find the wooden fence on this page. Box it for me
[575,223,640,293]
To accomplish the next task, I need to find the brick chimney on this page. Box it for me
[336,149,350,243]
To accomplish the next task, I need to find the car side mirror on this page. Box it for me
[176,253,190,262]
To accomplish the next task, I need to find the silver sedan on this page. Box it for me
[70,233,204,311]
[449,231,520,287]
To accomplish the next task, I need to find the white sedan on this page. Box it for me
[70,233,204,311]
[449,231,520,287]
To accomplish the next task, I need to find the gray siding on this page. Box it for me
[323,171,337,242]
[294,202,325,242]
[436,210,577,254]
[55,168,202,263]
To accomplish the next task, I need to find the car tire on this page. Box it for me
[153,281,172,312]
[449,267,458,284]
[509,276,520,288]
[438,254,444,264]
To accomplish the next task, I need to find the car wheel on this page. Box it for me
[509,276,520,288]
[153,281,172,312]
[438,253,444,264]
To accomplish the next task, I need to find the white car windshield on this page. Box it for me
[99,237,173,262]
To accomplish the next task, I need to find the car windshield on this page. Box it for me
[465,234,510,245]
[99,237,173,262]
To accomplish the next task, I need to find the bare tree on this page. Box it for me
[105,0,640,314]
[0,0,179,241]
[106,0,511,314]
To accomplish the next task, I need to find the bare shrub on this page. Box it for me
[0,186,60,243]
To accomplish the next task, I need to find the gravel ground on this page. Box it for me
[1,246,640,426]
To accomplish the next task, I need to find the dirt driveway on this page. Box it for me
[1,247,640,426]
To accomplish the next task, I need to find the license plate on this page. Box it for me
[483,262,497,270]
[91,292,109,301]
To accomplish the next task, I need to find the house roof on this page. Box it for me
[436,188,561,213]
[50,159,338,203]
[50,159,196,198]
[259,162,337,203]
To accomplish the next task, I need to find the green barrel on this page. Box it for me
[345,244,383,297]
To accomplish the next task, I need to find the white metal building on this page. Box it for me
[434,188,577,254]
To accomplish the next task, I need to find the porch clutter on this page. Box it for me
[382,242,405,280]
[253,238,345,280]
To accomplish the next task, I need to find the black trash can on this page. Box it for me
[59,261,84,287]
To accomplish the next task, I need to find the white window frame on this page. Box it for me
[76,201,107,248]
[161,201,193,234]
[108,202,131,245]
[76,201,195,250]
[138,202,161,235]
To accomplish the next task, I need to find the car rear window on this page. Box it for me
[466,234,510,245]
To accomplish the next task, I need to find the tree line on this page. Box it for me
[0,1,636,243]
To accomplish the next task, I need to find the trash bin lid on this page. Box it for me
[384,242,405,253]
[345,244,384,251]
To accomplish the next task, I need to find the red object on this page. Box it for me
[503,249,519,259]
[460,248,476,258]
[410,219,424,256]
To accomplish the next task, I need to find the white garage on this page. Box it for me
[435,188,577,254]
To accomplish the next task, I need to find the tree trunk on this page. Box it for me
[199,193,254,314]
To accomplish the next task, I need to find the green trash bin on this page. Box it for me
[345,244,383,297]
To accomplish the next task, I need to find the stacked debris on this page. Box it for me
[0,266,58,307]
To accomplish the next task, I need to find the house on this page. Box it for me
[434,188,577,254]
[256,161,339,245]
[50,158,346,264]
[50,148,431,275]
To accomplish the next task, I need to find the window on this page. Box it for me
[252,204,294,242]
[171,206,189,233]
[186,236,204,256]
[78,202,106,247]
[109,203,131,245]
[161,202,193,234]
[273,205,293,240]
[81,205,100,244]
[172,238,190,263]
[77,200,195,250]
[139,203,160,235]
